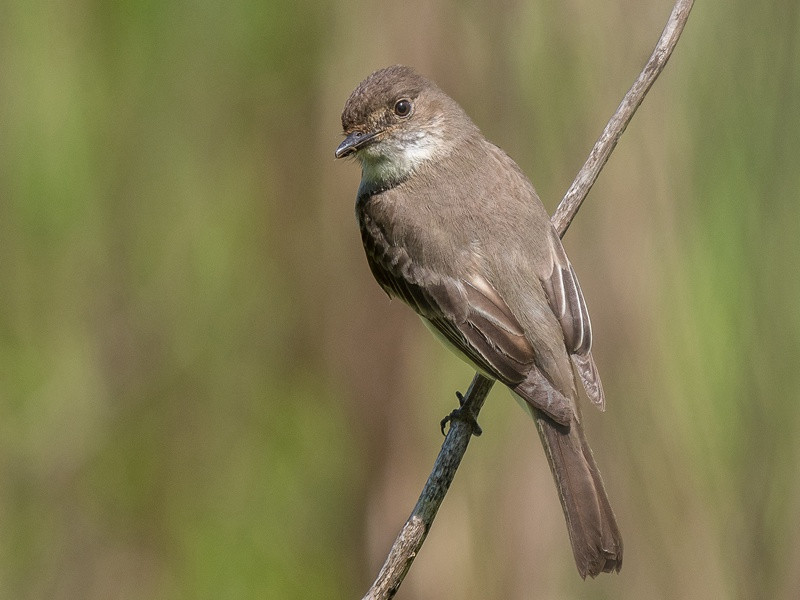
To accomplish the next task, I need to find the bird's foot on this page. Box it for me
[440,391,483,437]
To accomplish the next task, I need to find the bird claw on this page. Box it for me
[440,391,483,437]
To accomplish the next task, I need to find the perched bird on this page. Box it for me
[335,65,622,578]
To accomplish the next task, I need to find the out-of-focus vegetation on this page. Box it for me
[1,0,799,598]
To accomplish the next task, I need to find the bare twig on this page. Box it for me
[551,0,695,237]
[362,1,694,598]
[362,375,494,600]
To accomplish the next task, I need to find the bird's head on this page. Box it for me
[335,65,475,188]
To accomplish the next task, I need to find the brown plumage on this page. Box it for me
[336,65,622,578]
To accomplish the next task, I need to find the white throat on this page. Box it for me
[358,119,450,188]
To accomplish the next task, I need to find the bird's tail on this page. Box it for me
[534,410,623,578]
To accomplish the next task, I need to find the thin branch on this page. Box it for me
[551,0,695,237]
[362,1,694,598]
[362,375,494,600]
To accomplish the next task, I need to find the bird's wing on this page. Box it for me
[360,209,572,424]
[539,227,605,409]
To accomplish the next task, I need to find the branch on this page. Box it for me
[362,375,494,600]
[362,2,694,598]
[551,0,695,237]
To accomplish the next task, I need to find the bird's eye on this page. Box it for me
[393,99,412,117]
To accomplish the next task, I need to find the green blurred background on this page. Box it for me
[2,0,799,598]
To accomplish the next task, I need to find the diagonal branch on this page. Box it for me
[552,0,695,237]
[362,1,694,598]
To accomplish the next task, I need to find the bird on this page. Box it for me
[335,65,622,578]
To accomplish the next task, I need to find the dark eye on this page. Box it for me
[393,99,412,117]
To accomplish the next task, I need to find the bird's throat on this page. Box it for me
[358,128,448,190]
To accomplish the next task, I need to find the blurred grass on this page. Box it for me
[1,0,799,598]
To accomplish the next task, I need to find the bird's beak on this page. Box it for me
[335,130,380,159]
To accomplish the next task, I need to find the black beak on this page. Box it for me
[335,130,379,159]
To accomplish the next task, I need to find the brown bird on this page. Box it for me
[335,65,622,578]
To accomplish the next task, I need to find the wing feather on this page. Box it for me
[541,227,606,410]
[358,207,572,423]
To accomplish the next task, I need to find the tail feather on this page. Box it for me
[534,410,623,578]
